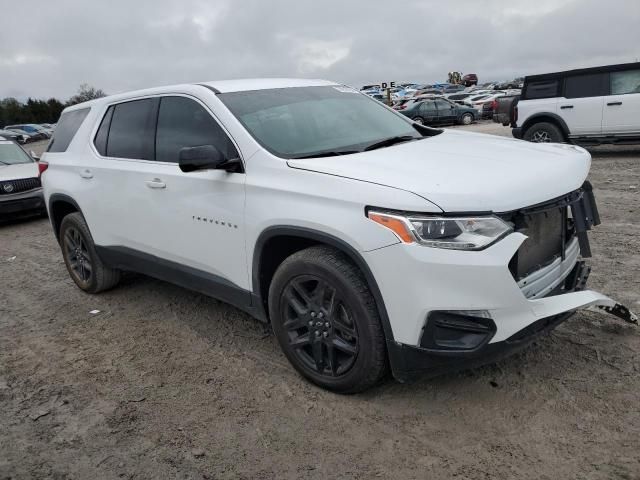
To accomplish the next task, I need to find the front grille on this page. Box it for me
[504,204,575,281]
[0,177,41,195]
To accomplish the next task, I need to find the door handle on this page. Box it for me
[560,105,574,109]
[79,169,93,179]
[607,101,623,106]
[145,178,166,189]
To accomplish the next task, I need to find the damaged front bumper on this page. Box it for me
[365,183,636,382]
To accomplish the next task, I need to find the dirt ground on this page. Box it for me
[1,126,639,480]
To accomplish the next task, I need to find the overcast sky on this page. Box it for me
[1,0,638,100]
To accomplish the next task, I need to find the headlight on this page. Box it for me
[367,211,512,250]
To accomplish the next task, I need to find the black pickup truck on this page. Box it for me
[492,95,519,127]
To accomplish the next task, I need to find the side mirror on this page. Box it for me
[30,150,40,161]
[178,145,226,172]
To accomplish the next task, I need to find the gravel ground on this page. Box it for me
[1,127,639,479]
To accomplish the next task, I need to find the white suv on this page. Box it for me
[40,79,637,392]
[512,62,640,144]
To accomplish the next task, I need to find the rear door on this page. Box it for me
[558,73,606,136]
[87,97,160,250]
[602,68,640,134]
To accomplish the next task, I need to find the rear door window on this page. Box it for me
[155,96,238,163]
[106,99,157,160]
[563,73,607,99]
[47,108,91,152]
[610,69,640,95]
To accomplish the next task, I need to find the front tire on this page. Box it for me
[268,246,388,393]
[59,212,120,293]
[412,116,425,125]
[523,122,564,143]
[460,112,474,125]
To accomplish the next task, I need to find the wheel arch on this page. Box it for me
[48,193,83,242]
[252,226,396,345]
[521,113,570,139]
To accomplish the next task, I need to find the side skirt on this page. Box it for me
[95,246,265,321]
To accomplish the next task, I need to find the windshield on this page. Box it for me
[0,141,34,165]
[219,86,423,158]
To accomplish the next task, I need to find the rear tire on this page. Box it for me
[412,116,425,125]
[59,212,120,294]
[268,246,388,393]
[523,122,564,143]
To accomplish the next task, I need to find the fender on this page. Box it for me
[252,226,396,343]
[521,112,570,138]
[48,193,84,241]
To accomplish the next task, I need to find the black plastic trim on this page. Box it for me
[95,245,256,316]
[48,193,83,241]
[524,61,640,83]
[393,311,576,381]
[252,226,397,344]
[521,112,570,138]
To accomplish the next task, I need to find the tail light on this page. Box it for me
[491,100,498,111]
[38,160,48,177]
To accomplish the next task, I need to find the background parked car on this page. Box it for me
[4,124,50,140]
[0,139,46,218]
[398,97,476,125]
[466,92,507,118]
[0,129,29,144]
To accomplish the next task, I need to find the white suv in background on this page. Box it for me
[40,79,637,393]
[512,62,640,144]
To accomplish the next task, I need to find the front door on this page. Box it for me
[140,95,249,293]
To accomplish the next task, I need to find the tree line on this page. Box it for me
[0,84,106,127]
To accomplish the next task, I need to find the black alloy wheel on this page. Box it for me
[281,275,359,377]
[269,246,388,393]
[63,226,92,286]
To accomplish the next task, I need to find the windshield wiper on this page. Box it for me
[291,150,360,159]
[363,135,419,151]
[0,160,10,165]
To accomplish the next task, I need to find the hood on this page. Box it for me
[0,162,39,182]
[287,130,591,212]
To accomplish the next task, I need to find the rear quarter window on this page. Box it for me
[522,80,560,100]
[46,108,90,153]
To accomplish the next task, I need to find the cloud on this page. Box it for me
[0,0,638,100]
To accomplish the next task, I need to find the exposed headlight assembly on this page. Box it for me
[367,211,512,250]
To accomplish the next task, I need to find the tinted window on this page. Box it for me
[435,99,453,109]
[563,73,606,99]
[155,96,238,163]
[611,69,640,95]
[420,100,436,111]
[107,99,157,160]
[93,106,114,156]
[46,108,90,153]
[523,80,560,100]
